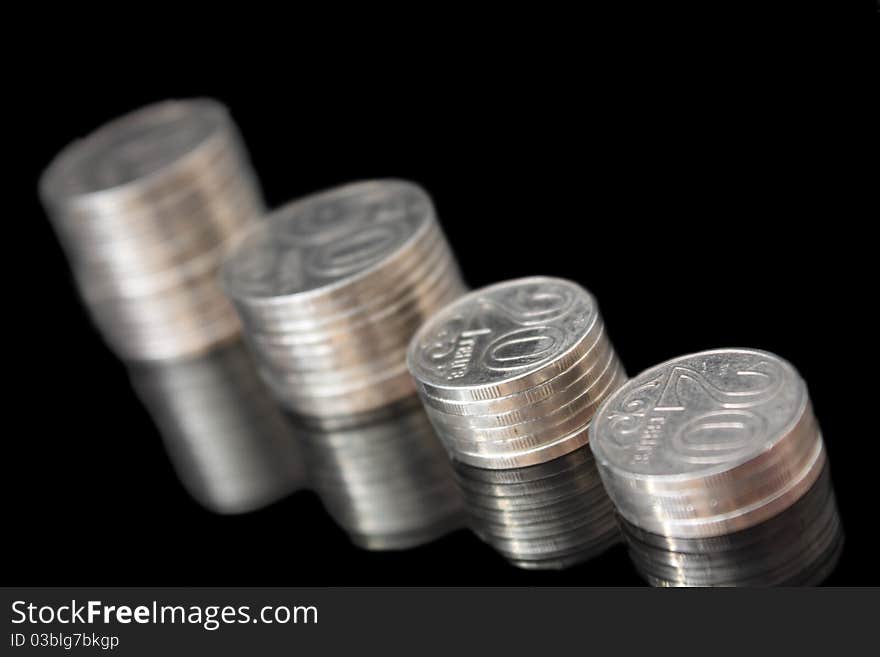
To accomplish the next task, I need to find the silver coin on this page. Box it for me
[606,439,827,539]
[424,351,621,438]
[46,137,254,226]
[417,323,612,417]
[221,180,466,420]
[408,277,625,470]
[437,369,627,469]
[233,228,452,332]
[590,348,826,537]
[408,277,602,401]
[228,223,451,329]
[55,173,259,257]
[592,348,806,478]
[244,252,462,362]
[256,278,463,375]
[222,180,436,300]
[40,98,264,362]
[40,99,233,209]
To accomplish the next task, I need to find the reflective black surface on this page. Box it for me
[8,51,874,585]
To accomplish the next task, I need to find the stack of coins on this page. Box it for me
[221,179,467,421]
[39,98,262,362]
[40,100,303,515]
[129,340,305,514]
[407,277,627,569]
[295,401,464,549]
[590,348,843,586]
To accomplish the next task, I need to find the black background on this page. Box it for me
[7,22,877,586]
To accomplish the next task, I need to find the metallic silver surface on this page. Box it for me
[407,277,626,468]
[407,277,625,568]
[223,180,434,299]
[40,99,261,362]
[590,348,826,538]
[128,340,305,514]
[293,399,464,550]
[221,180,467,420]
[590,347,842,586]
[409,278,603,399]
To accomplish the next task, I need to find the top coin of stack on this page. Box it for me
[590,348,828,539]
[221,180,467,420]
[39,99,263,361]
[407,277,626,469]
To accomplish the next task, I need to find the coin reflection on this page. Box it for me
[129,340,305,514]
[290,398,464,550]
[619,466,843,586]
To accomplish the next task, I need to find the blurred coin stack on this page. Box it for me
[407,277,626,569]
[39,99,260,362]
[129,340,305,514]
[222,179,467,547]
[590,348,843,586]
[297,403,464,549]
[221,179,467,420]
[40,99,304,513]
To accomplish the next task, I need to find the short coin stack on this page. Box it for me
[590,348,843,586]
[221,179,467,421]
[129,340,306,514]
[296,402,464,549]
[39,99,262,362]
[407,277,626,569]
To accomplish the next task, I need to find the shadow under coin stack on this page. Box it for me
[590,348,843,586]
[39,100,305,513]
[221,180,467,548]
[407,277,626,569]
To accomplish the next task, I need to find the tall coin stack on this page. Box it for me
[40,100,305,513]
[39,99,260,361]
[222,180,468,547]
[407,277,626,569]
[297,404,464,550]
[590,348,844,586]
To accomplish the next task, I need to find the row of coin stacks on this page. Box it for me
[40,100,843,583]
